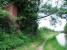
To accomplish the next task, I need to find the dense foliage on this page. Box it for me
[0,9,10,33]
[39,0,67,25]
[0,0,40,35]
[64,23,67,34]
[0,0,40,50]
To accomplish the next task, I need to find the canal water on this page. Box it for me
[56,33,66,46]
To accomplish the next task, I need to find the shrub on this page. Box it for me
[0,32,31,50]
[0,9,11,33]
[64,23,67,34]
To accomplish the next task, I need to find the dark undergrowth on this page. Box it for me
[0,31,42,50]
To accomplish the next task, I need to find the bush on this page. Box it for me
[0,9,11,33]
[38,27,54,34]
[0,32,33,50]
[64,23,67,34]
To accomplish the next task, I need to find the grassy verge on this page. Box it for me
[39,27,65,50]
[44,38,65,50]
[0,27,64,50]
[13,27,59,50]
[38,27,58,39]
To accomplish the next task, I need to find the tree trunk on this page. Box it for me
[5,4,21,33]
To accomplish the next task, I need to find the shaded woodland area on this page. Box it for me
[0,0,67,50]
[0,0,39,35]
[0,0,40,49]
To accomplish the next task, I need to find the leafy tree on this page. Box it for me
[38,0,67,25]
[0,0,40,35]
[39,0,67,48]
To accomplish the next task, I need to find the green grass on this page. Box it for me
[38,27,65,50]
[44,38,65,50]
[13,42,40,50]
[38,27,58,40]
[0,27,64,50]
[13,27,60,50]
[0,32,35,50]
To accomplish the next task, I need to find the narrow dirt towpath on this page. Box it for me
[13,41,45,50]
[13,32,57,50]
[36,42,45,50]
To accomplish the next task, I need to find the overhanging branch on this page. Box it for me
[37,13,54,19]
